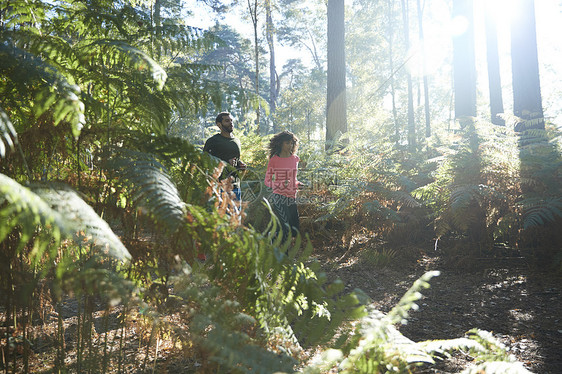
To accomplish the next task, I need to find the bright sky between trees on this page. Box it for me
[184,0,562,126]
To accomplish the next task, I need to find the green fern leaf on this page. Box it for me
[390,190,421,208]
[101,148,187,234]
[89,39,167,89]
[0,175,130,262]
[450,185,479,211]
[0,175,65,258]
[520,197,562,229]
[171,271,296,374]
[0,106,17,157]
[4,1,48,28]
[419,337,486,357]
[386,271,440,325]
[0,43,85,137]
[31,183,131,260]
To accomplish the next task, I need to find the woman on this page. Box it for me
[264,131,303,241]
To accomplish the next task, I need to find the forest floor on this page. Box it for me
[312,239,562,374]
[5,238,561,373]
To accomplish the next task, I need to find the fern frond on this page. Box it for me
[117,80,172,134]
[191,199,367,349]
[8,28,79,70]
[454,329,534,373]
[31,182,131,260]
[55,255,138,305]
[304,274,532,373]
[171,271,296,374]
[203,322,295,373]
[434,216,452,237]
[0,106,17,157]
[419,337,486,357]
[304,273,441,373]
[302,349,344,374]
[145,24,221,53]
[411,181,442,202]
[449,184,480,211]
[0,43,85,137]
[356,308,435,365]
[519,197,562,228]
[129,132,212,167]
[88,39,167,89]
[420,333,534,373]
[386,271,440,325]
[0,174,130,262]
[516,118,546,132]
[0,175,65,259]
[101,148,187,234]
[3,1,48,28]
[164,64,225,115]
[447,184,491,232]
[389,190,421,208]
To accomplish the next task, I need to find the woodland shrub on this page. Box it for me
[514,121,562,267]
[411,119,562,264]
[1,126,537,373]
[289,118,562,265]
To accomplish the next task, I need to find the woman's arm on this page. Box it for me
[264,157,275,188]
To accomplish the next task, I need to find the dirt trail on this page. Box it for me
[315,246,562,373]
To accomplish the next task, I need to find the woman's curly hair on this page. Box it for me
[268,131,299,158]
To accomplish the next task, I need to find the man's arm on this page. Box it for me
[203,137,212,154]
[264,157,275,188]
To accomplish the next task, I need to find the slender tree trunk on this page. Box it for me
[266,0,278,133]
[248,0,261,132]
[416,0,431,137]
[400,0,416,149]
[308,28,323,71]
[149,0,162,60]
[452,0,477,125]
[511,0,544,130]
[484,2,505,126]
[387,0,399,144]
[326,0,347,151]
[306,108,312,141]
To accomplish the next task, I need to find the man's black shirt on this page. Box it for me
[203,134,242,188]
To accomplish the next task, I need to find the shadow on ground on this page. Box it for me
[314,243,562,373]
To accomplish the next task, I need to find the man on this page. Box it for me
[203,112,247,202]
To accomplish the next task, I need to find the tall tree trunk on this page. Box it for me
[452,0,477,125]
[512,0,545,201]
[326,0,347,151]
[400,0,416,149]
[511,0,544,130]
[266,0,279,133]
[484,2,505,126]
[248,0,261,133]
[152,0,161,59]
[416,0,431,137]
[387,0,399,144]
